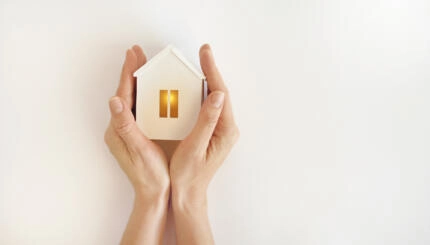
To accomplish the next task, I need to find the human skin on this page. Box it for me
[104,44,239,245]
[170,44,240,245]
[104,45,170,245]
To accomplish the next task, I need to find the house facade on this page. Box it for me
[133,45,205,140]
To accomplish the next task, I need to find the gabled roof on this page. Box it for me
[133,44,205,80]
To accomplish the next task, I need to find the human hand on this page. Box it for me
[169,44,239,245]
[104,45,170,204]
[104,45,170,245]
[170,44,240,206]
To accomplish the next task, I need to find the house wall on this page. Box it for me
[136,53,202,140]
[2,1,430,245]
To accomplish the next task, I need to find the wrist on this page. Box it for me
[171,185,208,212]
[134,185,170,210]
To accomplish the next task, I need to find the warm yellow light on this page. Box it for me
[159,89,178,118]
[159,90,168,118]
[170,90,178,118]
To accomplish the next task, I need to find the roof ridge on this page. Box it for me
[133,45,205,80]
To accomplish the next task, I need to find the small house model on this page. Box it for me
[133,45,205,140]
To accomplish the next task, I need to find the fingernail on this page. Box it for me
[210,92,224,108]
[109,97,123,114]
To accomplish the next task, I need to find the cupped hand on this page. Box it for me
[170,44,240,204]
[104,46,170,201]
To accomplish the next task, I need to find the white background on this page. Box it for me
[1,0,430,244]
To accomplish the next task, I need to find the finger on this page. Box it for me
[108,96,148,153]
[132,45,147,67]
[199,44,227,92]
[130,45,147,115]
[185,91,225,154]
[116,47,143,109]
[199,44,236,128]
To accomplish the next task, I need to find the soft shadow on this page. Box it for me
[153,140,180,159]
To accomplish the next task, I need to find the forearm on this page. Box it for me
[120,191,169,245]
[172,188,214,245]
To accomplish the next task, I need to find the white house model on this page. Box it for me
[133,45,205,140]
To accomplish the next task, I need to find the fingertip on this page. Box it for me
[109,96,123,114]
[199,44,215,75]
[132,44,141,51]
[131,45,142,57]
[199,43,211,57]
[125,48,132,57]
[127,48,137,59]
[201,43,211,50]
[125,49,135,63]
[132,44,147,66]
[124,48,138,70]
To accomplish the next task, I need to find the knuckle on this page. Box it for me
[104,135,116,155]
[115,120,134,137]
[104,127,113,145]
[189,149,205,163]
[203,110,219,126]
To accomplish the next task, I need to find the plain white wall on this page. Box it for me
[1,0,429,244]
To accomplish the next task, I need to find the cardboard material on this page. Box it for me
[133,45,205,140]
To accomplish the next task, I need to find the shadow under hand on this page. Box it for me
[153,140,180,162]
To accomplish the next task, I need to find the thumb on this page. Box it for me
[186,91,225,153]
[109,96,147,151]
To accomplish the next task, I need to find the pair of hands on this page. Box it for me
[104,44,239,245]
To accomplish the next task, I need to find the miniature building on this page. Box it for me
[133,45,205,140]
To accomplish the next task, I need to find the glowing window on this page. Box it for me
[159,90,168,118]
[159,89,178,118]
